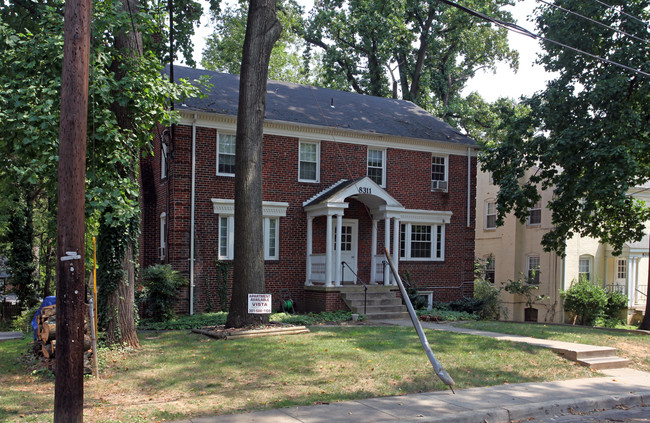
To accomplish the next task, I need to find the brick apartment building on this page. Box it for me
[140,66,478,316]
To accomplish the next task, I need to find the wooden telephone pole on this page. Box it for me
[54,0,91,421]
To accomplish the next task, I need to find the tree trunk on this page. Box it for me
[225,0,282,329]
[105,244,140,347]
[639,241,650,330]
[99,0,143,348]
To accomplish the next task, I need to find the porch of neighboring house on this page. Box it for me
[604,250,648,324]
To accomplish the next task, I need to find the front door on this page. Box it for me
[334,219,358,283]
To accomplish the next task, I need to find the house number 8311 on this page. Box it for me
[358,187,372,194]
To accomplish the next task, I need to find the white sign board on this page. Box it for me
[248,294,272,314]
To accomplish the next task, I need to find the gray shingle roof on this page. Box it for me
[171,66,475,147]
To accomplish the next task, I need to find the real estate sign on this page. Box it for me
[248,294,272,314]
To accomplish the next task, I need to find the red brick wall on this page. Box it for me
[140,124,477,314]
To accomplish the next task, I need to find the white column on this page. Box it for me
[384,218,391,285]
[306,216,313,286]
[370,219,378,284]
[335,214,343,286]
[628,258,635,307]
[392,218,400,286]
[325,214,333,287]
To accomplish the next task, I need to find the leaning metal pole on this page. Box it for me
[384,248,456,392]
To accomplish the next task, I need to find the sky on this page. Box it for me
[189,0,555,103]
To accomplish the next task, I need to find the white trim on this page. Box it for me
[176,112,479,157]
[399,222,445,262]
[485,201,497,230]
[298,141,320,182]
[431,154,449,184]
[216,131,236,177]
[212,199,289,217]
[367,148,386,187]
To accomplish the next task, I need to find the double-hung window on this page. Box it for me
[527,255,540,284]
[217,133,236,176]
[527,200,542,225]
[485,202,497,230]
[579,255,593,281]
[400,223,444,261]
[431,155,447,191]
[299,142,319,182]
[485,256,495,284]
[214,199,288,260]
[367,149,386,186]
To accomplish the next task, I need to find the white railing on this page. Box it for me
[308,254,326,284]
[636,285,647,306]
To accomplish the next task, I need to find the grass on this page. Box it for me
[0,325,597,423]
[456,321,650,372]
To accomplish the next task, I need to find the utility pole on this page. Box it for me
[54,0,91,420]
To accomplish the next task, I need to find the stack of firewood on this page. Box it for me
[34,304,93,373]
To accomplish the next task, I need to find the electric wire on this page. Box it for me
[593,0,650,28]
[434,0,650,78]
[537,0,649,45]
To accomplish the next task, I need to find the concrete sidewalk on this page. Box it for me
[0,331,23,341]
[172,368,649,423]
[173,322,649,423]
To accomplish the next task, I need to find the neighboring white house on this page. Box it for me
[475,169,648,324]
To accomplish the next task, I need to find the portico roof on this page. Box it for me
[303,177,404,217]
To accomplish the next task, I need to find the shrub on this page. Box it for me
[10,303,41,334]
[561,278,608,326]
[447,297,484,314]
[474,279,502,320]
[401,271,429,310]
[139,264,187,322]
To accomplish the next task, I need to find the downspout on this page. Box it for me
[467,148,471,227]
[190,114,197,315]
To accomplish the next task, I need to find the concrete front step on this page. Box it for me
[552,346,619,361]
[577,356,630,370]
[340,288,408,320]
[364,311,410,320]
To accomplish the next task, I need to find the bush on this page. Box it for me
[561,278,608,326]
[447,297,484,314]
[10,303,41,334]
[474,279,502,320]
[139,264,187,322]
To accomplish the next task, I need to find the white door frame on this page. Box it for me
[335,219,358,283]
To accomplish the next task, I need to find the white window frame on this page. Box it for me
[485,201,497,230]
[159,212,166,260]
[579,255,593,282]
[264,217,279,260]
[367,148,386,187]
[431,155,448,182]
[485,255,495,284]
[527,255,540,284]
[298,141,320,182]
[399,222,445,261]
[213,199,288,260]
[216,132,236,176]
[161,142,167,179]
[527,200,542,225]
[617,258,627,280]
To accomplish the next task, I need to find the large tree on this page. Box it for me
[300,0,518,121]
[225,0,282,328]
[479,0,650,328]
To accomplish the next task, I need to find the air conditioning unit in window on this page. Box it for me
[431,180,448,191]
[158,246,166,261]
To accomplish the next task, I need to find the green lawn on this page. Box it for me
[456,321,650,372]
[0,325,597,423]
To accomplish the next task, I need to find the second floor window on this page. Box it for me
[299,142,319,182]
[431,155,447,191]
[579,255,593,281]
[485,202,497,229]
[528,200,542,225]
[367,149,385,186]
[217,133,236,176]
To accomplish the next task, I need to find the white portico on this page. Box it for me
[304,176,451,287]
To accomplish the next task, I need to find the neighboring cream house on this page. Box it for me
[475,169,648,323]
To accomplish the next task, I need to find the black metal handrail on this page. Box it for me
[636,286,647,298]
[341,261,368,315]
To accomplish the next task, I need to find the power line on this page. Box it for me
[593,0,650,28]
[434,0,650,78]
[537,0,649,45]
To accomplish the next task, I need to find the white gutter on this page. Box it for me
[190,114,197,315]
[467,147,471,227]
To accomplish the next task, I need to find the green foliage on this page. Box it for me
[597,290,629,327]
[6,199,38,309]
[479,0,650,257]
[202,0,311,84]
[214,258,231,312]
[139,265,188,322]
[402,271,428,310]
[417,308,479,322]
[561,278,608,326]
[9,303,41,334]
[503,273,549,310]
[474,280,502,320]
